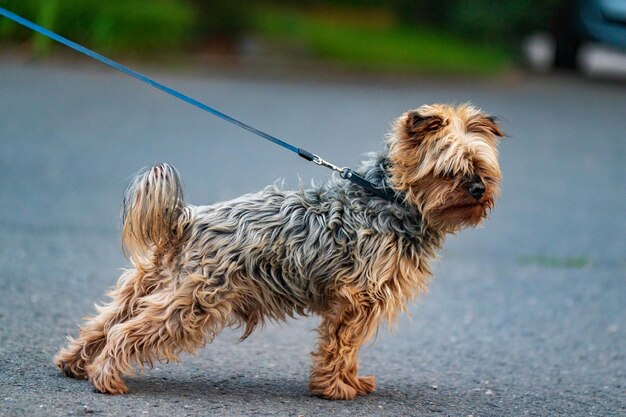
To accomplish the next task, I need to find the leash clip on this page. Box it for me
[312,154,347,175]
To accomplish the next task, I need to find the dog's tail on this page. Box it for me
[121,163,185,260]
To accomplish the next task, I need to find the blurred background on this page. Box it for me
[1,0,625,78]
[1,1,625,416]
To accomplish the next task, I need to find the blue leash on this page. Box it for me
[0,7,399,203]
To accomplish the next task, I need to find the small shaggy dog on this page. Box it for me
[55,103,503,400]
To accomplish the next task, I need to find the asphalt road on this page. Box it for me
[0,58,624,416]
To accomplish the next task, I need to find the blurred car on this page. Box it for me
[554,0,626,68]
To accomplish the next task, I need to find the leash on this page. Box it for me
[0,7,399,203]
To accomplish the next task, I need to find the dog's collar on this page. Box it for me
[341,168,405,205]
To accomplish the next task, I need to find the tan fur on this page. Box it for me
[54,103,503,399]
[388,103,502,232]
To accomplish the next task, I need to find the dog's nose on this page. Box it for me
[466,181,485,200]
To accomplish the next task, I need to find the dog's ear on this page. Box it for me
[405,110,445,138]
[467,114,505,138]
[483,115,505,138]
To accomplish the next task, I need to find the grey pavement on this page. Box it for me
[0,58,625,416]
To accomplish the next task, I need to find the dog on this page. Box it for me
[54,103,503,400]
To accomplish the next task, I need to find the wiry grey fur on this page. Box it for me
[168,153,442,338]
[55,103,503,399]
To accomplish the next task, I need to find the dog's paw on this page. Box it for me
[354,375,376,395]
[310,379,358,400]
[87,364,128,395]
[54,352,88,379]
[90,375,128,395]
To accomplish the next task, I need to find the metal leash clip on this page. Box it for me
[312,154,347,176]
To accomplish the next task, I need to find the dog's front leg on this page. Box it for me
[309,300,379,400]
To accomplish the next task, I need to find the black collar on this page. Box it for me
[341,168,405,205]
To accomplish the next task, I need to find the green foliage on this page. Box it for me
[0,0,196,54]
[31,0,59,55]
[394,0,567,44]
[191,0,250,38]
[391,0,450,26]
[92,2,194,52]
[262,0,387,6]
[0,0,569,57]
[2,0,536,73]
[254,6,510,74]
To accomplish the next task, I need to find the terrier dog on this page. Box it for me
[54,103,503,400]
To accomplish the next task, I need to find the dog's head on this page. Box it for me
[387,103,504,232]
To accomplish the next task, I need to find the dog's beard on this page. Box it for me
[416,178,497,232]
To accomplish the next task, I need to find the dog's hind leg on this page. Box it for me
[309,296,381,400]
[86,273,233,394]
[54,269,144,379]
